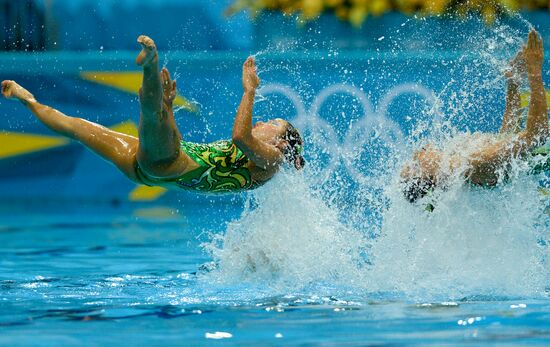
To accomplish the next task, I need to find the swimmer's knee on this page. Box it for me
[111,149,139,181]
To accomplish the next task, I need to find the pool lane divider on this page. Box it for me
[0,121,167,202]
[0,132,69,159]
[80,71,198,113]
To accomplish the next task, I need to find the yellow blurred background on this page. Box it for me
[228,0,550,26]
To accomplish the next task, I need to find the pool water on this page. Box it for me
[1,202,550,346]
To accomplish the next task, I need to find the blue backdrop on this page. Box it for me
[0,8,548,210]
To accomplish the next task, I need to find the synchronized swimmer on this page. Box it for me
[401,29,548,202]
[1,35,305,193]
[1,31,547,202]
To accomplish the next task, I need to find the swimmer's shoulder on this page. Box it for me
[247,161,277,184]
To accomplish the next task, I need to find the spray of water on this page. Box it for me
[370,166,549,300]
[202,15,549,301]
[203,170,368,289]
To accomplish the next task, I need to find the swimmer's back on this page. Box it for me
[135,140,265,192]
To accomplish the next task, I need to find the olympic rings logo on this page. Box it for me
[258,83,438,185]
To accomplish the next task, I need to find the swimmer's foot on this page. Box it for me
[1,80,36,105]
[136,35,158,67]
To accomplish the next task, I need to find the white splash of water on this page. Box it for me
[364,16,550,299]
[368,172,549,300]
[201,16,549,301]
[203,170,368,288]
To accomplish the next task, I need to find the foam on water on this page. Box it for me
[203,169,548,300]
[203,170,368,289]
[369,173,549,300]
[203,15,549,301]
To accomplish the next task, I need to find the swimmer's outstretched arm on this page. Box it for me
[1,80,141,181]
[232,57,282,170]
[158,66,178,141]
[470,30,548,167]
[521,30,549,143]
[161,67,177,116]
[500,50,524,134]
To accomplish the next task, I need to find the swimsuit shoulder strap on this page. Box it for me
[529,144,550,175]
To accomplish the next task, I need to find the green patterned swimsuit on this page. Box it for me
[135,140,260,193]
[529,145,550,175]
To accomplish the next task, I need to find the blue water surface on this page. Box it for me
[1,203,549,346]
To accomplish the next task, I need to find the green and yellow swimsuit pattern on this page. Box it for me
[136,140,259,193]
[529,145,550,175]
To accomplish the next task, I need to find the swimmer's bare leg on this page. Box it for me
[500,50,525,134]
[135,35,188,178]
[1,80,140,182]
[521,30,549,145]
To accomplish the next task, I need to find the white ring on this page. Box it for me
[258,82,437,184]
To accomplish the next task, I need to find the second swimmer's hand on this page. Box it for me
[523,29,544,78]
[242,56,260,92]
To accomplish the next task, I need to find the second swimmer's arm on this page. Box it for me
[471,31,548,169]
[500,77,521,134]
[232,57,282,170]
[500,49,525,134]
[515,30,548,150]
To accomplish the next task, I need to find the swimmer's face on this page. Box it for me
[252,118,288,143]
[400,145,442,202]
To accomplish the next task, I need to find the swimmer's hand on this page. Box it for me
[523,29,543,78]
[161,67,177,108]
[242,56,260,93]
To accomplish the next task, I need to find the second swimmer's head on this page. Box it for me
[252,118,305,170]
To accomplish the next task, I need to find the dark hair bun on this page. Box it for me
[403,177,435,203]
[283,122,305,171]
